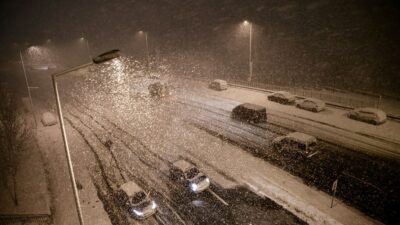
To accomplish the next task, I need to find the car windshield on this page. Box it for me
[131,191,147,205]
[5,1,398,225]
[185,167,200,179]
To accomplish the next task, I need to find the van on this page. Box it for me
[231,103,267,123]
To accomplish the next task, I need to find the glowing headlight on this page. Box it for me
[205,178,210,183]
[151,201,157,209]
[191,183,198,192]
[133,209,143,216]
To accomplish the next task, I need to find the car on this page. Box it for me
[296,98,325,112]
[148,81,170,97]
[267,91,296,104]
[272,132,318,157]
[169,159,210,194]
[209,79,228,91]
[231,103,267,123]
[347,107,387,125]
[115,181,157,219]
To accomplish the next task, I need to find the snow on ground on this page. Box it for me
[176,79,400,159]
[77,85,381,225]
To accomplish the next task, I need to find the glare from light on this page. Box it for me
[191,183,198,192]
[80,37,85,41]
[138,31,144,34]
[133,209,143,216]
[110,58,124,84]
[151,201,157,209]
[244,20,249,25]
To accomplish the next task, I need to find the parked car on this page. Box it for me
[296,98,325,112]
[272,132,318,157]
[170,159,210,194]
[148,82,170,97]
[209,79,228,91]
[347,107,387,125]
[231,103,267,123]
[267,91,296,105]
[115,181,157,219]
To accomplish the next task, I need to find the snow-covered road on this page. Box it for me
[177,78,400,160]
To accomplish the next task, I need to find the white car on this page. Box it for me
[268,91,296,105]
[209,79,228,91]
[273,132,318,157]
[296,98,325,112]
[348,107,387,125]
[115,181,157,219]
[170,159,210,193]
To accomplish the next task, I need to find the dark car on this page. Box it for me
[231,103,267,123]
[267,91,296,105]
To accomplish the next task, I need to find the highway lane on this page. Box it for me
[172,90,400,224]
[25,67,300,225]
[27,65,396,224]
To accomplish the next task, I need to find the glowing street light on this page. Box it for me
[243,20,253,82]
[51,49,120,225]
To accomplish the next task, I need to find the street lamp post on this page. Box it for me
[80,37,92,62]
[244,20,253,82]
[20,50,38,128]
[139,31,150,74]
[51,49,120,225]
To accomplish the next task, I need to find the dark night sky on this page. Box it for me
[1,0,399,95]
[1,0,399,52]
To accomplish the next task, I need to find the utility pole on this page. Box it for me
[20,51,37,128]
[145,32,150,74]
[248,22,253,82]
[85,39,91,62]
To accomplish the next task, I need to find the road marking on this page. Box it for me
[159,192,186,225]
[155,214,168,225]
[208,189,229,206]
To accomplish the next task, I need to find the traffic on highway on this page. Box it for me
[1,1,399,225]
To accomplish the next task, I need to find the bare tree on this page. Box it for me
[0,84,31,206]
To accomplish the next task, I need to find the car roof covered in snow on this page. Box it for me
[237,103,266,111]
[120,181,143,197]
[355,107,387,118]
[303,98,325,105]
[274,91,294,98]
[173,159,195,172]
[286,132,316,144]
[212,79,227,84]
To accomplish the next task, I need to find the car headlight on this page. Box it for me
[191,183,198,192]
[205,178,210,183]
[133,209,143,216]
[151,201,157,209]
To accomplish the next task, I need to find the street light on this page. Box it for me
[80,37,92,62]
[19,49,37,128]
[243,20,253,82]
[138,31,150,74]
[51,49,120,225]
